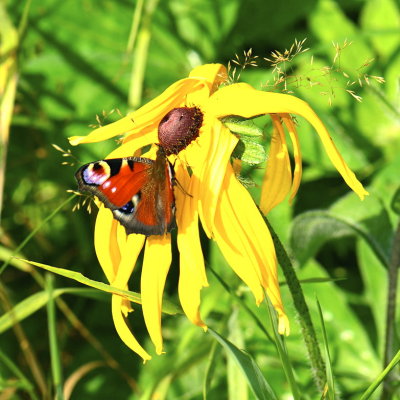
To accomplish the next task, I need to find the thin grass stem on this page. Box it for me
[46,273,64,400]
[0,194,76,277]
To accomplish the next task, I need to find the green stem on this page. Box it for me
[46,273,64,400]
[127,0,159,110]
[0,349,39,400]
[361,349,400,400]
[266,219,326,392]
[126,0,144,55]
[381,220,400,399]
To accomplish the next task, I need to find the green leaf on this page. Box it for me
[20,259,182,315]
[360,0,400,61]
[0,288,101,334]
[207,328,278,400]
[290,195,392,269]
[298,260,381,377]
[309,0,371,71]
[222,116,263,137]
[233,138,267,165]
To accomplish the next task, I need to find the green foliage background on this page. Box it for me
[1,0,399,399]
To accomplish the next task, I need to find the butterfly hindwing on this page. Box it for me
[75,151,176,236]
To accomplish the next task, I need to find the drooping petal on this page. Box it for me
[206,83,368,200]
[111,234,148,360]
[215,165,289,335]
[195,121,239,236]
[112,295,151,361]
[141,235,172,355]
[260,116,292,215]
[281,114,302,202]
[94,206,121,283]
[213,167,265,305]
[69,78,207,146]
[175,163,208,328]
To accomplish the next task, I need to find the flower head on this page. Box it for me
[70,64,368,361]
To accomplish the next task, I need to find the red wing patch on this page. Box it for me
[75,150,176,236]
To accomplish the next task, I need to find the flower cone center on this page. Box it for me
[158,107,203,155]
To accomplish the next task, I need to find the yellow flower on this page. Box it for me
[70,64,368,361]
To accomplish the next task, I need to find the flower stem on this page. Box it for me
[380,219,400,399]
[127,0,159,110]
[46,273,64,400]
[266,219,326,391]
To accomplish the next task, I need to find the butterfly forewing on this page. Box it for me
[75,151,176,236]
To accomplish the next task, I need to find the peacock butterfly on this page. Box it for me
[75,146,176,236]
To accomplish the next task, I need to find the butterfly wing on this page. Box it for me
[75,156,176,236]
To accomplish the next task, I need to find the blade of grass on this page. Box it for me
[0,194,77,276]
[208,327,278,400]
[0,2,18,221]
[0,283,48,399]
[0,288,100,333]
[203,337,220,400]
[46,273,64,400]
[20,258,181,315]
[128,0,159,109]
[264,296,301,400]
[360,349,400,400]
[316,299,336,400]
[227,308,249,400]
[17,0,33,39]
[381,219,400,399]
[208,264,274,343]
[126,0,144,55]
[0,349,39,400]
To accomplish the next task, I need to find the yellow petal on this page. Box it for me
[213,167,265,304]
[69,78,206,146]
[187,64,227,104]
[215,165,289,334]
[175,164,208,328]
[197,121,238,236]
[110,234,148,360]
[69,115,136,146]
[141,235,172,355]
[132,78,207,126]
[206,83,368,200]
[107,132,157,158]
[281,114,302,202]
[112,234,145,287]
[113,233,145,316]
[94,206,121,283]
[260,116,292,215]
[112,295,151,361]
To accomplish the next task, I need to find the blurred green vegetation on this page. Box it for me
[1,0,399,399]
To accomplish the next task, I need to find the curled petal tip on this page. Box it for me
[278,313,290,336]
[142,356,152,364]
[68,136,84,146]
[358,189,369,200]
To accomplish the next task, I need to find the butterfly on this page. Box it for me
[75,146,176,236]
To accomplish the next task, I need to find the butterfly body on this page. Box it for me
[75,147,176,236]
